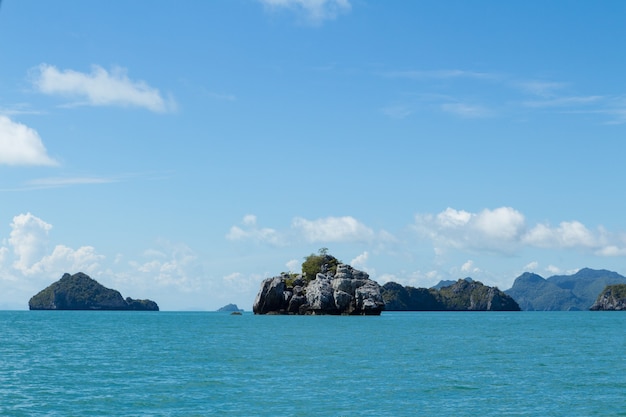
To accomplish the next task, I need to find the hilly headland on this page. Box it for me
[382,278,520,311]
[505,268,626,311]
[29,272,159,311]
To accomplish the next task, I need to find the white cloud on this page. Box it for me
[226,215,282,245]
[259,0,351,23]
[226,215,389,247]
[31,64,174,112]
[0,115,58,166]
[524,261,539,271]
[0,246,9,270]
[596,245,626,256]
[523,221,596,248]
[292,216,375,243]
[9,213,52,274]
[242,214,258,226]
[461,260,475,273]
[473,207,525,241]
[437,208,472,228]
[415,206,626,257]
[7,213,104,277]
[33,245,104,276]
[416,207,526,253]
[546,265,561,275]
[128,241,198,289]
[222,271,261,294]
[350,251,369,270]
[286,258,300,273]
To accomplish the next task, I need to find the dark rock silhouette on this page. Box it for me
[29,272,158,311]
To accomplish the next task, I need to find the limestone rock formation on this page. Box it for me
[253,264,384,315]
[590,284,626,310]
[29,272,159,311]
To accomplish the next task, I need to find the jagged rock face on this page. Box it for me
[590,284,626,310]
[253,264,384,315]
[29,272,159,311]
[253,276,289,314]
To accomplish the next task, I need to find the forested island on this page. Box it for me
[29,272,159,311]
[505,268,626,311]
[382,278,520,311]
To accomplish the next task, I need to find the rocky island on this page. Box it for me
[590,284,626,310]
[253,250,384,315]
[29,272,159,311]
[382,278,520,311]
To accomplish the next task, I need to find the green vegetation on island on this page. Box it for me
[505,268,626,311]
[29,272,159,311]
[382,279,520,311]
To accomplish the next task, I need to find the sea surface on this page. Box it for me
[1,311,624,416]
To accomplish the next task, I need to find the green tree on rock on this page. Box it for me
[301,248,340,284]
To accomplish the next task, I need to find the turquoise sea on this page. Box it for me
[1,311,624,416]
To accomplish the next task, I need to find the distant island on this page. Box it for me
[505,268,626,311]
[29,272,159,311]
[382,278,520,311]
[217,303,244,312]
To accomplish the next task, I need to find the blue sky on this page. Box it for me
[2,0,626,310]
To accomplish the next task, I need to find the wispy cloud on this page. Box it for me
[380,68,626,123]
[440,102,493,118]
[384,69,498,81]
[0,115,58,166]
[226,214,392,246]
[25,176,118,188]
[226,215,284,245]
[31,64,175,112]
[259,0,351,23]
[522,95,604,108]
[380,105,413,119]
[292,216,375,243]
[516,80,567,98]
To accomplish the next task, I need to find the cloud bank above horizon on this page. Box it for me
[2,206,626,310]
